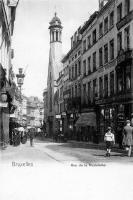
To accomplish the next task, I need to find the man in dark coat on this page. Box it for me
[122,120,133,157]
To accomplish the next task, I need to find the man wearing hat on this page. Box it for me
[122,120,133,157]
[104,127,115,157]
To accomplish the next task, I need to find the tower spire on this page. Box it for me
[54,5,57,17]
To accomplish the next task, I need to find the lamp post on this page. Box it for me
[16,68,25,99]
[0,90,8,149]
[16,68,25,125]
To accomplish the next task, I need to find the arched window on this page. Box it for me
[52,32,54,42]
[56,31,58,41]
[59,31,61,41]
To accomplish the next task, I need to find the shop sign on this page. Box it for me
[56,114,61,119]
[117,113,125,122]
[61,112,66,116]
[10,114,15,118]
[70,114,73,118]
[0,102,8,107]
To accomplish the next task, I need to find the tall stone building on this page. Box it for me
[47,13,63,136]
[0,0,19,148]
[56,0,133,144]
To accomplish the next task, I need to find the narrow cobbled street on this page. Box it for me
[1,139,133,165]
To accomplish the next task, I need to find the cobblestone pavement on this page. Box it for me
[45,141,133,165]
[1,139,133,165]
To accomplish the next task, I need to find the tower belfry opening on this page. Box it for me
[49,12,63,43]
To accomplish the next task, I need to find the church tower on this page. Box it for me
[49,12,63,81]
[47,13,63,136]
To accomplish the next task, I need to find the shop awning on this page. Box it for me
[75,112,96,127]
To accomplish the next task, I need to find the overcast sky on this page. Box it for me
[12,0,99,100]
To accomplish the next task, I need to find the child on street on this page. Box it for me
[104,127,115,157]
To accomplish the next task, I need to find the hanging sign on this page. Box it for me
[0,102,8,107]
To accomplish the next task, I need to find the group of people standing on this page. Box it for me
[104,119,133,157]
[11,128,35,147]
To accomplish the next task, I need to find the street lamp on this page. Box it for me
[16,68,25,125]
[16,68,25,100]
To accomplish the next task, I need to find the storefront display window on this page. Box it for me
[118,104,124,112]
[125,65,131,91]
[99,107,116,139]
[105,108,110,120]
[126,75,131,90]
[118,75,123,92]
[110,108,115,119]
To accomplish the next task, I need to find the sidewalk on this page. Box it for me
[35,137,128,154]
[67,140,126,154]
[36,137,126,153]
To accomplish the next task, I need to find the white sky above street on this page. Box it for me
[12,0,98,100]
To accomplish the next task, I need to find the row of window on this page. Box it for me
[82,72,114,102]
[82,25,130,74]
[82,0,130,54]
[69,50,81,64]
[60,27,130,93]
[117,0,130,22]
[70,83,81,98]
[83,10,114,53]
[68,65,131,102]
[82,67,131,103]
[69,60,81,80]
[117,25,130,52]
[83,38,114,75]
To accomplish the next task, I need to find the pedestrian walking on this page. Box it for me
[29,129,34,147]
[104,127,115,157]
[122,120,133,157]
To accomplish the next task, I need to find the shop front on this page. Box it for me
[75,112,96,142]
[115,48,133,146]
[97,102,133,145]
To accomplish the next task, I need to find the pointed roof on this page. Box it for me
[49,12,62,29]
